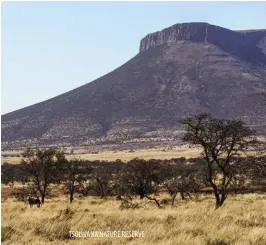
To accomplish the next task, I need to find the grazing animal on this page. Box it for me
[27,196,41,208]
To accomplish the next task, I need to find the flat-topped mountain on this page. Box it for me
[2,22,266,148]
[140,22,266,64]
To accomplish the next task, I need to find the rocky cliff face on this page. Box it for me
[140,22,266,65]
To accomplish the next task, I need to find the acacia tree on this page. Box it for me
[1,163,29,186]
[122,159,164,208]
[1,163,16,187]
[62,159,85,203]
[164,164,204,206]
[228,157,249,194]
[241,156,266,190]
[76,165,93,197]
[90,166,117,198]
[21,148,66,203]
[180,113,259,208]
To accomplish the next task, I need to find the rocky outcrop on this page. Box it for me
[139,22,266,65]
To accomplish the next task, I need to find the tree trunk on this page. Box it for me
[206,162,225,209]
[214,191,227,209]
[213,188,221,209]
[41,193,45,204]
[70,191,74,203]
[220,191,227,206]
[180,191,185,200]
[97,180,105,198]
[171,192,178,207]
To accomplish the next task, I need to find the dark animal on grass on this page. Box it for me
[27,196,41,208]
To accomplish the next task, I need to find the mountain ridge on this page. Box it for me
[139,22,266,65]
[2,22,266,148]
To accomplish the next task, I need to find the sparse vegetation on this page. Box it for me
[1,146,203,163]
[2,193,266,245]
[1,114,265,245]
[21,148,66,203]
[180,113,262,208]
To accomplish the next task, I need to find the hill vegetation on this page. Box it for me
[2,23,266,148]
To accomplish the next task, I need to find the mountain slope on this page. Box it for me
[2,23,266,147]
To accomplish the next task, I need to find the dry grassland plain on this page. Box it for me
[1,147,202,164]
[2,147,262,164]
[1,193,266,245]
[1,145,266,245]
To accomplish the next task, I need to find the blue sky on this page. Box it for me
[2,1,266,114]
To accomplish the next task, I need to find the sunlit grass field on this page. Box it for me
[2,193,266,245]
[72,148,202,162]
[2,144,266,245]
[1,147,202,164]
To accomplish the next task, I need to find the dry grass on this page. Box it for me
[1,147,202,164]
[1,156,22,164]
[2,144,263,164]
[72,148,201,162]
[2,194,266,245]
